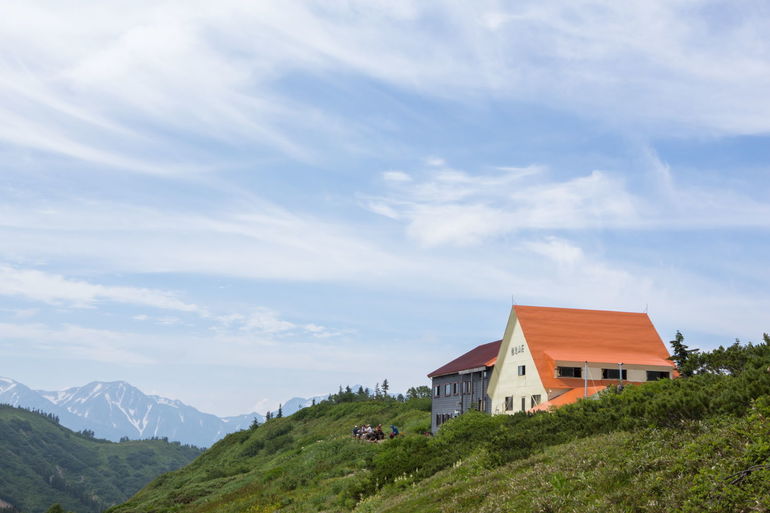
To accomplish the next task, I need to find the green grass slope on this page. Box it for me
[110,338,770,513]
[354,408,770,513]
[107,398,431,513]
[0,405,201,513]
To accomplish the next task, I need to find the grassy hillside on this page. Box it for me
[354,408,770,513]
[0,405,201,513]
[110,337,770,513]
[107,398,431,513]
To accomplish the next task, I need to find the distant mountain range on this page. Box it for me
[0,377,327,447]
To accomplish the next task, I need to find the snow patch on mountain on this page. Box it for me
[1,377,328,447]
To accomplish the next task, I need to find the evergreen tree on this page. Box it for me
[265,411,272,421]
[381,379,390,396]
[374,382,381,398]
[356,386,366,398]
[277,404,283,418]
[396,393,405,402]
[250,417,260,430]
[406,385,431,400]
[311,398,316,406]
[45,505,68,513]
[668,330,700,377]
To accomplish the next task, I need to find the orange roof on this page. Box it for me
[514,305,675,390]
[529,386,605,412]
[428,340,501,378]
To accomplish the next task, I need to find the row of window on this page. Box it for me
[435,413,452,426]
[433,380,475,398]
[434,368,672,399]
[504,394,541,411]
[556,366,670,381]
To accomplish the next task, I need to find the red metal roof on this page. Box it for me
[514,305,676,389]
[528,386,605,412]
[427,340,501,378]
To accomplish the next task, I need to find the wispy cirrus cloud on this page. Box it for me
[363,154,770,247]
[2,1,770,176]
[0,322,155,365]
[0,265,203,313]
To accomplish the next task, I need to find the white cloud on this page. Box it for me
[1,1,769,176]
[240,308,296,334]
[0,322,154,365]
[365,158,770,247]
[0,266,203,313]
[365,165,638,246]
[382,171,412,182]
[524,237,584,267]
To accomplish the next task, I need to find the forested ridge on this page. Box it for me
[0,406,201,513]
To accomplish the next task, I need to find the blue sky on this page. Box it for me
[1,1,770,416]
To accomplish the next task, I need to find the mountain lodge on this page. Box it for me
[428,305,676,432]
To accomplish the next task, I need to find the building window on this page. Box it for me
[434,385,441,398]
[602,368,628,380]
[504,396,513,411]
[445,384,452,396]
[557,366,582,378]
[463,381,471,394]
[518,365,526,376]
[452,382,458,395]
[531,395,541,408]
[521,397,526,411]
[647,371,670,381]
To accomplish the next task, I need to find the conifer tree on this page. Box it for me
[250,417,260,430]
[374,382,381,398]
[381,379,390,396]
[668,330,700,377]
[277,404,283,418]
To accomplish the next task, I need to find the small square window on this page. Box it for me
[434,385,440,398]
[445,384,452,396]
[531,394,541,407]
[518,365,526,376]
[521,397,526,411]
[504,396,513,411]
[452,383,458,395]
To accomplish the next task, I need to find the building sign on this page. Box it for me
[511,344,525,356]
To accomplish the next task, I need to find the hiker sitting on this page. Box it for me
[352,425,359,438]
[375,424,384,441]
[389,425,399,439]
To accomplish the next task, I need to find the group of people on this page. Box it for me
[352,423,399,441]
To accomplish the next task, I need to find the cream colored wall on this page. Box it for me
[552,360,673,383]
[488,309,546,415]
